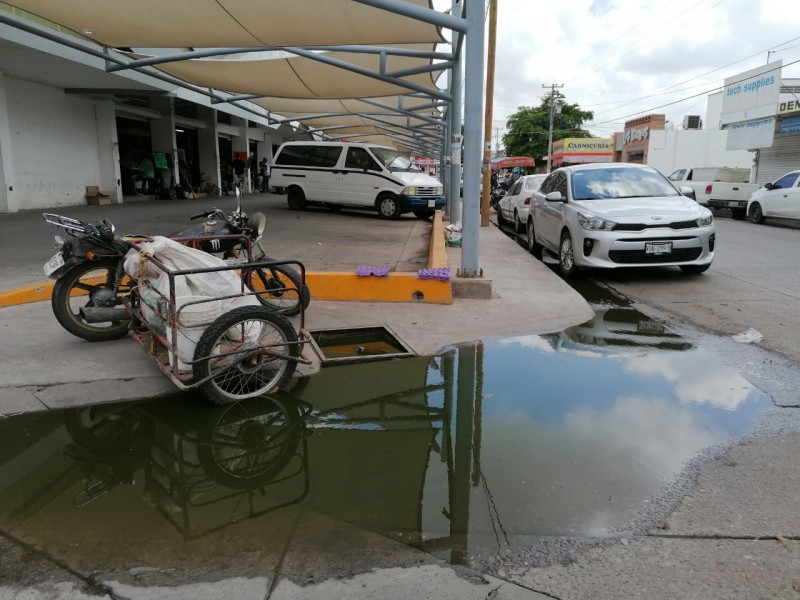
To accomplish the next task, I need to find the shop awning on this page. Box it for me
[490,156,536,170]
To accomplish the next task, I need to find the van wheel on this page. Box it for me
[377,194,402,220]
[287,187,307,211]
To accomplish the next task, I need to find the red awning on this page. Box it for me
[491,156,536,170]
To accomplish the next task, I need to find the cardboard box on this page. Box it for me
[85,185,112,206]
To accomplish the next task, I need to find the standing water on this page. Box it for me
[0,288,772,582]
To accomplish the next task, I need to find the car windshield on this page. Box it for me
[570,167,680,200]
[369,148,420,172]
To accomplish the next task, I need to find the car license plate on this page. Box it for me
[43,252,64,276]
[427,199,435,208]
[645,242,672,255]
[637,320,665,334]
[727,201,740,208]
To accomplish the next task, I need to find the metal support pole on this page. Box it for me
[448,0,464,225]
[461,0,485,277]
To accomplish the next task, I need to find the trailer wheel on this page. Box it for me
[193,306,299,405]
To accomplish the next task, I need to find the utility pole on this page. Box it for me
[543,83,563,173]
[480,0,498,227]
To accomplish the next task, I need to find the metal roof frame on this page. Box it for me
[2,0,486,277]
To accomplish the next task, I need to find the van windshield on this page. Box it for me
[370,148,421,172]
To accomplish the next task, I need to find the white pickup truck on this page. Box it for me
[668,167,760,220]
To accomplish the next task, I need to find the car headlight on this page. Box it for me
[695,211,713,227]
[577,211,617,231]
[402,186,417,195]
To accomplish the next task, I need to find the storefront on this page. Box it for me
[550,138,613,168]
[621,114,665,164]
[754,98,800,184]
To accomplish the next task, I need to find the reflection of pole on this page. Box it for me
[441,349,456,466]
[451,343,476,564]
[472,342,483,486]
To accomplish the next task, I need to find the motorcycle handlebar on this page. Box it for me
[189,210,211,220]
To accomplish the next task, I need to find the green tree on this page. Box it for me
[502,92,594,162]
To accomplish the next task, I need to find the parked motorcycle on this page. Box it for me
[43,190,309,342]
[171,188,310,317]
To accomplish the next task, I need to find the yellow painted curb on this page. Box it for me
[428,210,448,269]
[0,280,55,307]
[306,272,452,304]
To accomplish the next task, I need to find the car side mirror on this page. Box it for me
[545,191,564,202]
[763,182,774,190]
[679,185,696,200]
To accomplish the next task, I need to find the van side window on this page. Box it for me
[345,148,380,171]
[275,145,342,168]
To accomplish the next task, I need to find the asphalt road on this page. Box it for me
[596,215,800,364]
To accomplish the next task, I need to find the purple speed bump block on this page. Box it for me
[355,265,391,277]
[417,267,451,281]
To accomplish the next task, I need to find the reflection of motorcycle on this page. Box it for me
[63,395,311,521]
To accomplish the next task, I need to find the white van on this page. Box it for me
[270,141,446,219]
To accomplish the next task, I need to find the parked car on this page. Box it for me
[746,170,800,224]
[526,163,715,278]
[496,174,548,232]
[270,141,446,219]
[668,167,758,219]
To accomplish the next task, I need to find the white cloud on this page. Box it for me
[437,0,800,139]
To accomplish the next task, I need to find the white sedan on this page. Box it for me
[526,163,715,277]
[496,174,548,232]
[747,170,800,223]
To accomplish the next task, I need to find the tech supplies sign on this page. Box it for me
[721,61,781,150]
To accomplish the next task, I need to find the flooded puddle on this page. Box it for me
[0,288,773,574]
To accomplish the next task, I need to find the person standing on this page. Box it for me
[260,159,271,193]
[232,155,246,190]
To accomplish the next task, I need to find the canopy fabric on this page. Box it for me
[250,95,440,116]
[157,46,443,99]
[7,0,444,48]
[6,0,449,151]
[491,156,536,170]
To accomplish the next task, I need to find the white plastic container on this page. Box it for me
[170,296,222,372]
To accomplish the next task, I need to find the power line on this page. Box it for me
[587,57,800,128]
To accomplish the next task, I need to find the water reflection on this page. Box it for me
[0,302,771,575]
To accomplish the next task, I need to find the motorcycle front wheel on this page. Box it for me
[51,259,131,342]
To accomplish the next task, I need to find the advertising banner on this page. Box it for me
[720,61,782,126]
[723,117,776,150]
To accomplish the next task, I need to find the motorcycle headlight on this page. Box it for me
[577,211,617,231]
[247,212,267,238]
[695,211,713,227]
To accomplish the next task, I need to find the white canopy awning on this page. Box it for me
[7,0,444,47]
[6,0,450,152]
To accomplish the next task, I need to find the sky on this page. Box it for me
[434,0,800,148]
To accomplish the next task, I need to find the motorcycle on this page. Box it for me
[43,189,310,343]
[170,188,311,317]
